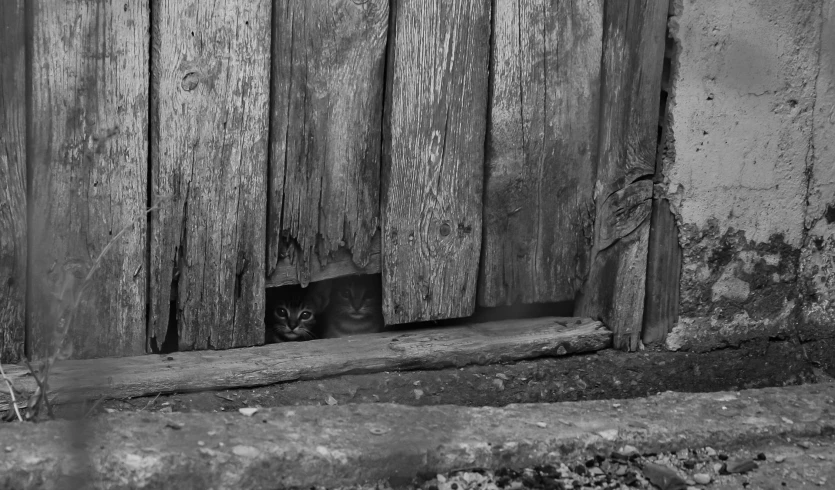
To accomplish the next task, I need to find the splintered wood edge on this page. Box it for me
[1,317,611,404]
[266,235,382,287]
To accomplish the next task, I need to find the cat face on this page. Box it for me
[330,276,381,320]
[265,284,330,343]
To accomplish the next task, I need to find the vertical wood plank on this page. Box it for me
[0,0,27,363]
[642,194,681,344]
[267,0,388,287]
[150,0,271,351]
[382,0,490,324]
[480,0,602,307]
[28,0,149,359]
[576,0,668,351]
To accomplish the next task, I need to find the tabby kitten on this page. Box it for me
[264,283,330,343]
[323,275,384,338]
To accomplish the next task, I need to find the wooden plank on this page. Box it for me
[267,0,388,288]
[642,193,681,344]
[480,0,602,307]
[266,235,381,288]
[2,317,610,403]
[28,0,149,359]
[150,0,271,351]
[576,0,668,351]
[0,0,27,364]
[382,0,490,324]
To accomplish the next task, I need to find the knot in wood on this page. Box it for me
[439,223,451,236]
[181,72,199,91]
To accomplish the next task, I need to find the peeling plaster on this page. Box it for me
[662,0,827,350]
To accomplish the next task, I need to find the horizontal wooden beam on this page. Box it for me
[1,317,609,405]
[265,234,381,287]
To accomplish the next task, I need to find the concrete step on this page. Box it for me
[1,382,833,489]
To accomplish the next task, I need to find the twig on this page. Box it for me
[141,392,162,411]
[83,395,107,418]
[0,363,23,422]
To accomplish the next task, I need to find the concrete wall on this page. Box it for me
[660,0,832,350]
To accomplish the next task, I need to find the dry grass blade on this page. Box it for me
[24,202,170,421]
[0,363,23,421]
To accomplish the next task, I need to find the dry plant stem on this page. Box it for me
[141,392,161,411]
[84,395,107,418]
[26,204,168,420]
[0,363,23,421]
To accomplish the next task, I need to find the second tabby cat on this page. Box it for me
[322,275,384,338]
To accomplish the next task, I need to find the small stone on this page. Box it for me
[238,407,259,416]
[197,441,205,447]
[414,389,424,400]
[326,395,338,406]
[159,406,173,413]
[232,445,260,458]
[4,447,12,453]
[496,373,509,380]
[713,463,724,473]
[693,473,711,485]
[535,422,547,428]
[705,447,717,457]
[798,441,812,449]
[589,467,604,476]
[725,460,758,474]
[413,380,421,386]
[756,452,767,461]
[165,421,183,430]
[615,465,627,476]
[685,478,695,485]
[775,455,786,463]
[621,445,639,456]
[103,407,117,414]
[492,379,505,390]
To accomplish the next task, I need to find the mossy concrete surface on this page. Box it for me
[1,383,833,489]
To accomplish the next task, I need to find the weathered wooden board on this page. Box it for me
[266,235,381,288]
[480,0,602,307]
[577,0,668,351]
[2,317,610,403]
[642,194,681,344]
[150,0,271,351]
[28,0,149,359]
[382,0,490,324]
[0,0,27,364]
[267,0,388,288]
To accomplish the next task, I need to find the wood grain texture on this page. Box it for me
[0,0,27,363]
[382,0,490,324]
[28,0,149,359]
[266,235,381,288]
[480,0,602,307]
[576,0,668,351]
[267,0,388,288]
[3,317,610,403]
[150,0,271,352]
[642,193,681,344]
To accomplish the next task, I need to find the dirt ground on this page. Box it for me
[59,336,835,418]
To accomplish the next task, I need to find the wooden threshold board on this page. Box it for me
[2,317,609,404]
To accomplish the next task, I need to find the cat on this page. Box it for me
[322,275,384,338]
[264,282,330,343]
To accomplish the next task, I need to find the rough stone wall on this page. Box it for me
[660,0,828,351]
[800,0,835,341]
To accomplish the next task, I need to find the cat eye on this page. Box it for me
[299,311,312,320]
[277,308,288,318]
